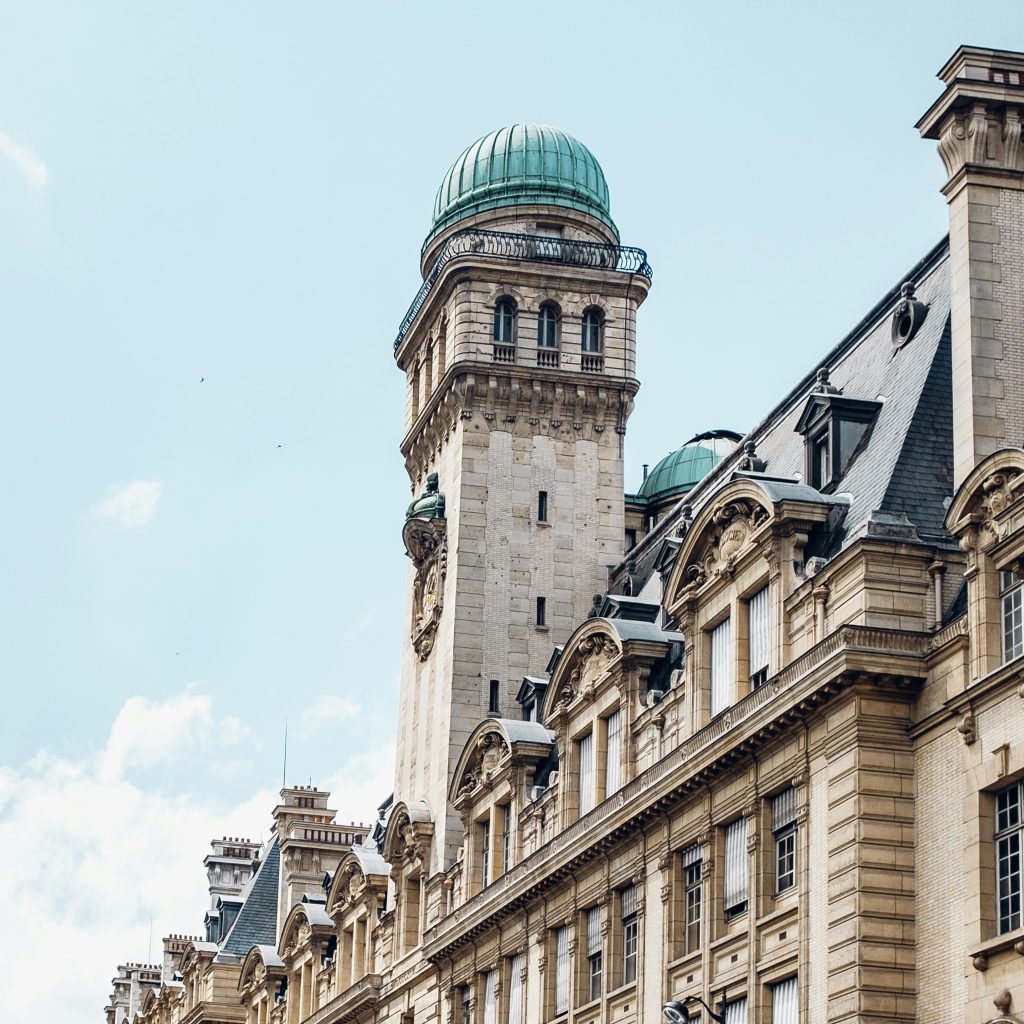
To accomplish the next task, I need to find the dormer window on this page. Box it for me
[795,368,880,492]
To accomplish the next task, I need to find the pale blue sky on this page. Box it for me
[0,4,1020,1018]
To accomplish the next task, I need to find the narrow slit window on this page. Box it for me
[538,490,548,523]
[488,679,500,714]
[480,819,491,888]
[536,596,546,627]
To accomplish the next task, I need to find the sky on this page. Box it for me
[0,2,1020,1020]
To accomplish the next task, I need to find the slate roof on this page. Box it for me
[220,838,280,957]
[612,237,956,597]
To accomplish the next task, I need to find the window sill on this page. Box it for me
[535,520,551,528]
[971,924,1024,970]
[606,980,638,999]
[535,625,549,632]
[576,996,602,1013]
[667,948,702,972]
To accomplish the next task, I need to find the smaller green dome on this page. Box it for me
[428,124,615,245]
[636,431,741,502]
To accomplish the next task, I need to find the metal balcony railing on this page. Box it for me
[394,228,652,352]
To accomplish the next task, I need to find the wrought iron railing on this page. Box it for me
[394,229,652,352]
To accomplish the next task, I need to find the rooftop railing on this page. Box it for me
[394,228,652,352]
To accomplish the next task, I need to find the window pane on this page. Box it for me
[507,954,524,1024]
[1004,582,1024,662]
[776,829,796,893]
[579,732,594,814]
[555,927,570,1014]
[483,971,497,1024]
[771,977,798,1024]
[998,831,1022,933]
[606,711,622,796]
[724,996,748,1024]
[710,617,732,716]
[684,856,702,952]
[481,820,490,888]
[587,907,602,956]
[748,586,770,685]
[724,818,748,914]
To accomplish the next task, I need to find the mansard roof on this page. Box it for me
[220,838,280,956]
[612,237,955,596]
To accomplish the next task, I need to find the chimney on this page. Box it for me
[918,47,1024,487]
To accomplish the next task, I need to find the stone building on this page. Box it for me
[114,45,1024,1024]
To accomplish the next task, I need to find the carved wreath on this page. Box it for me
[683,499,768,588]
[961,469,1024,553]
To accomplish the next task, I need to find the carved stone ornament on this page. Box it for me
[552,633,618,713]
[891,281,929,349]
[683,499,769,589]
[960,469,1024,554]
[402,517,448,661]
[456,731,510,798]
[957,712,977,745]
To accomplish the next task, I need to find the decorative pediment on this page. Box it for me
[548,631,621,719]
[449,718,555,806]
[382,800,434,874]
[679,497,770,592]
[454,732,511,802]
[946,449,1024,557]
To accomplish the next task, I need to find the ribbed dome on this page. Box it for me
[636,431,742,502]
[428,125,615,243]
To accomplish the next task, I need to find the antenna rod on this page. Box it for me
[282,719,288,789]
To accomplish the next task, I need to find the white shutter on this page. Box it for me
[507,954,524,1024]
[772,788,797,830]
[724,996,748,1024]
[578,732,594,814]
[605,711,622,796]
[771,977,798,1024]
[483,971,497,1024]
[586,907,602,956]
[724,818,748,911]
[554,927,570,1014]
[710,617,732,715]
[682,843,702,866]
[748,586,770,681]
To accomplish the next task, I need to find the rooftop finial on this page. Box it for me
[739,439,767,473]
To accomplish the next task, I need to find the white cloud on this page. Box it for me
[0,131,48,189]
[95,480,162,528]
[0,690,273,1024]
[0,691,393,1024]
[300,694,360,730]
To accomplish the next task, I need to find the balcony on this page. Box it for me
[394,228,652,352]
[580,353,603,372]
[536,347,560,369]
[492,343,516,364]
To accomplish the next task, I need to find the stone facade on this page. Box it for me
[114,48,1024,1024]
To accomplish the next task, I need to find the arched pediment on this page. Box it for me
[279,902,333,957]
[945,447,1024,553]
[664,475,840,609]
[381,799,433,873]
[326,846,390,916]
[238,944,285,993]
[178,939,218,978]
[543,618,624,722]
[449,717,555,805]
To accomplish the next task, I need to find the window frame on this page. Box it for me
[772,788,798,897]
[723,817,749,920]
[537,303,560,349]
[683,845,702,954]
[747,584,770,689]
[537,490,549,523]
[493,299,517,345]
[581,308,604,354]
[709,615,733,717]
[620,885,638,985]
[553,925,570,1016]
[536,596,547,628]
[1001,569,1024,664]
[585,906,603,1003]
[996,778,1024,934]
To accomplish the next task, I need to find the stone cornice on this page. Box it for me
[303,975,383,1024]
[401,365,638,478]
[421,625,928,960]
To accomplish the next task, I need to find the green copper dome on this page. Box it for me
[636,431,742,503]
[428,124,616,243]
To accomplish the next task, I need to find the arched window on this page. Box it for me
[581,308,604,353]
[537,304,559,348]
[493,299,516,344]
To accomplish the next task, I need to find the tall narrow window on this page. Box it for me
[501,804,512,873]
[710,617,732,716]
[1002,570,1024,663]
[554,926,570,1015]
[773,788,798,895]
[494,300,516,344]
[480,820,491,889]
[605,710,622,797]
[581,309,603,353]
[460,985,471,1024]
[488,679,500,714]
[997,779,1023,933]
[810,431,830,489]
[536,596,546,627]
[578,732,595,815]
[724,818,748,918]
[586,907,602,1001]
[724,997,748,1024]
[621,885,638,984]
[538,304,559,347]
[537,490,549,523]
[683,844,702,953]
[507,954,524,1024]
[771,976,798,1024]
[482,971,497,1024]
[748,586,770,688]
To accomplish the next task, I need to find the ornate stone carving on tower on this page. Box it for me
[391,124,652,876]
